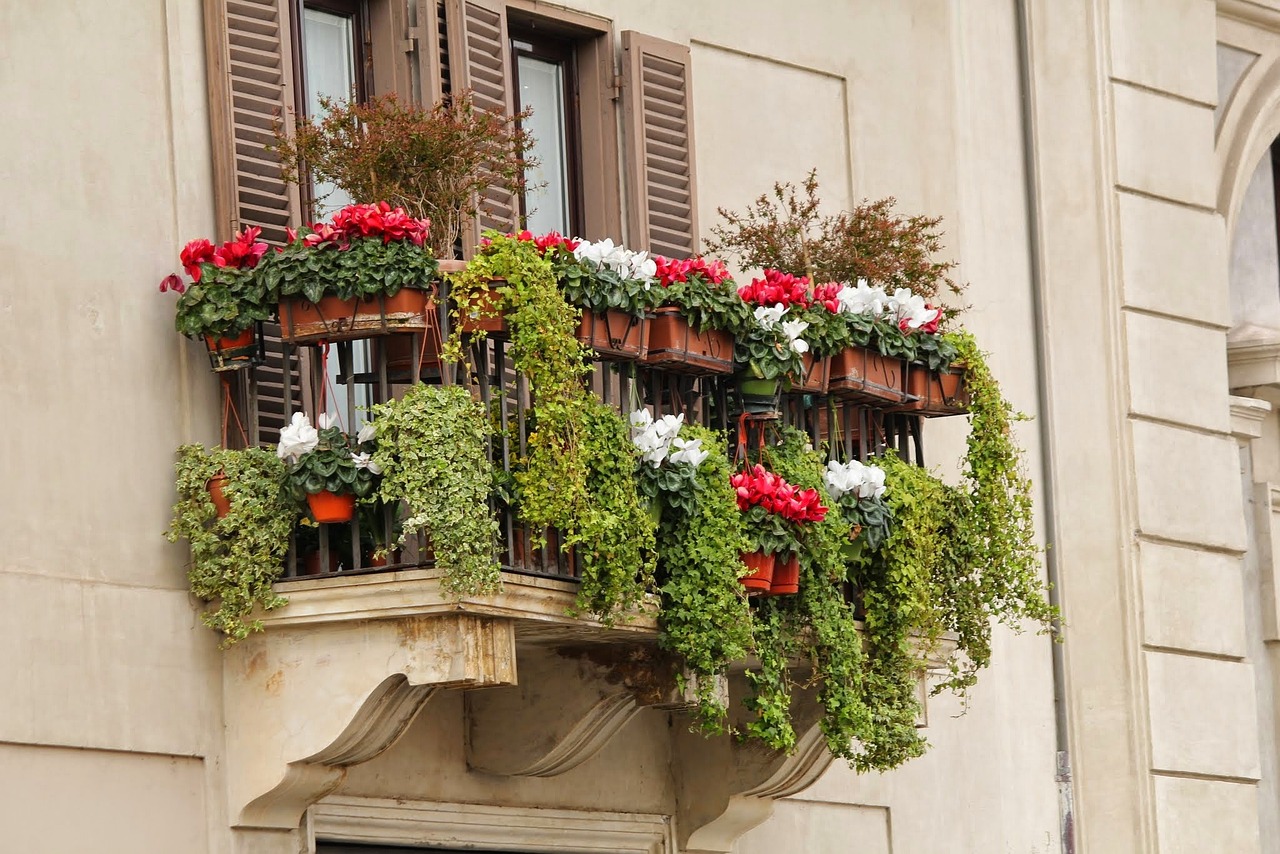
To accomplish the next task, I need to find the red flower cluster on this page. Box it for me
[731,465,828,524]
[737,269,811,308]
[512,230,580,255]
[654,255,732,287]
[811,282,842,314]
[167,226,268,291]
[291,202,430,248]
[898,306,941,335]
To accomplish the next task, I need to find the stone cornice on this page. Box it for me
[1227,327,1280,389]
[1229,395,1272,439]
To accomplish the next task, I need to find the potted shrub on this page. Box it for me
[258,203,440,343]
[160,227,271,371]
[166,445,296,643]
[277,413,380,523]
[645,256,745,375]
[554,236,659,360]
[732,271,812,413]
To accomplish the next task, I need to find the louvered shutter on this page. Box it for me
[444,0,518,246]
[204,0,304,445]
[621,32,699,259]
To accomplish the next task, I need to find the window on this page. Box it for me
[510,28,579,235]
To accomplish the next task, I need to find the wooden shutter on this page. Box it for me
[204,0,304,445]
[445,0,518,245]
[621,31,699,259]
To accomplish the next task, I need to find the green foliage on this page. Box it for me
[258,234,439,304]
[656,271,750,334]
[733,323,805,381]
[743,597,798,751]
[173,265,271,339]
[649,424,752,732]
[370,383,501,597]
[271,92,534,256]
[553,248,661,317]
[282,423,379,503]
[166,446,296,644]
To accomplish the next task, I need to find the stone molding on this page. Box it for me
[310,796,673,853]
[1230,394,1272,438]
[1228,327,1280,389]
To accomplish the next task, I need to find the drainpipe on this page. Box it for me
[1012,1,1074,852]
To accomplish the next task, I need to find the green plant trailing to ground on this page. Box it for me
[166,446,296,644]
[370,383,501,596]
[646,424,752,733]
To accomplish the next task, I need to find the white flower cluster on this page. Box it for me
[835,279,940,330]
[824,459,887,502]
[573,238,658,287]
[629,409,709,469]
[752,305,810,355]
[275,412,381,474]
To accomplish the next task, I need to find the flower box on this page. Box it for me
[643,307,734,375]
[895,365,969,416]
[455,278,507,335]
[204,327,260,372]
[278,288,434,343]
[793,353,830,395]
[828,345,907,404]
[576,309,648,360]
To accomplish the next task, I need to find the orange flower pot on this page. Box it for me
[576,309,648,360]
[278,287,435,343]
[642,307,734,375]
[306,490,356,523]
[768,552,800,595]
[740,549,777,594]
[894,365,970,416]
[207,472,231,519]
[828,345,907,404]
[203,328,257,372]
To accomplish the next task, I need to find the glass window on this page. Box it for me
[512,34,579,235]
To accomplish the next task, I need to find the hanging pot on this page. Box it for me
[740,549,777,594]
[576,308,648,360]
[768,552,800,595]
[642,307,734,375]
[306,490,356,523]
[207,472,231,519]
[204,327,258,372]
[737,375,781,415]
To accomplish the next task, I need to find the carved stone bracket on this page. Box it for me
[465,644,711,778]
[224,613,517,831]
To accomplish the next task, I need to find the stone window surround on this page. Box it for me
[308,795,673,853]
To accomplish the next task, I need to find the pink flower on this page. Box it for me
[158,273,185,294]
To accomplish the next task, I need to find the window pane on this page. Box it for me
[518,55,571,235]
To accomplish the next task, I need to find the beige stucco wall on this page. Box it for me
[3,0,1277,851]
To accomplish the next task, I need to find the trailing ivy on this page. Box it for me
[166,446,296,644]
[648,424,752,733]
[370,383,501,596]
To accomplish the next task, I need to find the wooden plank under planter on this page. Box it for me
[278,288,435,343]
[642,307,734,375]
[827,345,907,404]
[895,364,970,416]
[204,326,261,372]
[576,309,648,360]
[792,352,830,395]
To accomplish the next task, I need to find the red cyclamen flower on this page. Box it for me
[179,238,217,282]
[738,269,811,308]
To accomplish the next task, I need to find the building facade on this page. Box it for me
[2,0,1279,851]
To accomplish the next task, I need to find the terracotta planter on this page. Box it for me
[204,327,257,372]
[737,375,781,415]
[894,365,970,417]
[642,307,734,375]
[740,550,777,594]
[456,279,506,334]
[306,490,356,523]
[768,552,800,595]
[793,353,830,395]
[827,345,907,404]
[576,309,648,360]
[278,287,434,343]
[207,472,231,519]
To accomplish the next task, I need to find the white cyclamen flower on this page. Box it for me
[837,279,889,317]
[277,412,319,462]
[629,408,653,432]
[351,451,382,476]
[653,413,685,441]
[901,302,941,331]
[357,422,377,444]
[856,464,887,500]
[781,319,810,355]
[668,437,709,468]
[316,412,333,430]
[824,459,864,501]
[573,237,615,267]
[753,304,787,329]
